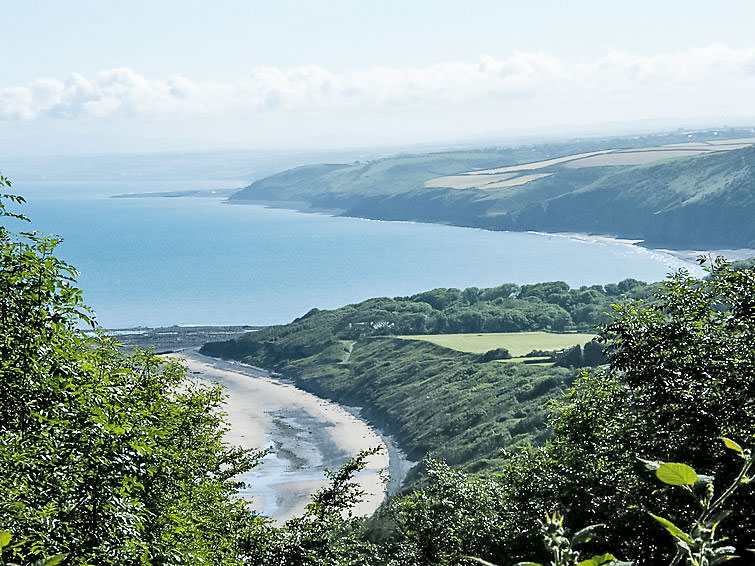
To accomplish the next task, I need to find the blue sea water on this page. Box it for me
[5,180,701,328]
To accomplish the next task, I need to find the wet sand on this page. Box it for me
[164,350,389,523]
[530,231,754,269]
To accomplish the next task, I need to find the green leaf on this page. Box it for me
[710,556,738,565]
[571,523,606,545]
[649,513,694,544]
[721,437,743,454]
[0,531,11,548]
[656,462,698,486]
[577,554,618,566]
[32,554,67,566]
[704,510,732,529]
[514,563,542,566]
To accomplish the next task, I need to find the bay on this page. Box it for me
[6,180,701,328]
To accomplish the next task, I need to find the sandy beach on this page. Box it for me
[164,350,389,523]
[530,231,754,268]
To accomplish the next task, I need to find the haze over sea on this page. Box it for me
[7,163,701,329]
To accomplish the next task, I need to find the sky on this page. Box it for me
[4,0,755,155]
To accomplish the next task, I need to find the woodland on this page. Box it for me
[1,175,753,565]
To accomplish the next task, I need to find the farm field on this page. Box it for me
[469,149,613,174]
[481,172,551,189]
[423,138,755,190]
[424,172,515,189]
[426,172,551,190]
[231,129,755,249]
[396,331,596,357]
[563,149,705,167]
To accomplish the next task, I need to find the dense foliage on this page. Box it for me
[298,338,577,468]
[204,286,638,371]
[3,172,753,565]
[376,259,754,565]
[0,185,269,564]
[201,279,651,360]
[201,278,650,473]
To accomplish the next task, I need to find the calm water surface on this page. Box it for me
[7,181,701,328]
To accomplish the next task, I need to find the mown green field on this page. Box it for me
[396,331,596,356]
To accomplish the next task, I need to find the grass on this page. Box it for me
[481,173,552,189]
[563,149,710,168]
[468,150,612,174]
[424,172,515,189]
[396,331,596,357]
[501,356,554,366]
[425,172,552,190]
[427,139,755,179]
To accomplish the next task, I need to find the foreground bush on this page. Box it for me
[380,259,754,565]
[2,174,752,565]
[0,185,266,564]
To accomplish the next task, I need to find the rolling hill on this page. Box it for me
[199,279,651,472]
[229,130,755,249]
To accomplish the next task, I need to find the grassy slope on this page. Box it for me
[503,146,755,247]
[200,280,652,474]
[214,335,575,472]
[229,130,755,249]
[396,331,596,356]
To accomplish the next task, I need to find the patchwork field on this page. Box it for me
[469,150,613,174]
[472,172,551,189]
[424,138,755,189]
[396,331,596,357]
[708,137,755,146]
[425,172,551,190]
[231,128,755,249]
[563,149,705,168]
[424,172,515,189]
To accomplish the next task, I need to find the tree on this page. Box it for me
[387,459,509,566]
[530,259,755,563]
[0,185,265,565]
[247,450,382,565]
[384,260,754,565]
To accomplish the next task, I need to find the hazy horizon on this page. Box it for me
[4,1,755,156]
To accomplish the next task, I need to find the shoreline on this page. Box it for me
[538,230,755,262]
[144,192,754,265]
[165,349,393,523]
[226,197,755,258]
[648,246,755,264]
[525,230,707,275]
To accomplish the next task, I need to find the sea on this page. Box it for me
[3,166,703,329]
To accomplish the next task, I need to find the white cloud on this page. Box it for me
[2,44,755,138]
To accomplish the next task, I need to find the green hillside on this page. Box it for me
[397,331,596,356]
[230,130,755,249]
[199,278,651,471]
[502,145,755,248]
[6,170,753,564]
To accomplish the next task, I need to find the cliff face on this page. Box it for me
[230,141,755,250]
[493,146,755,248]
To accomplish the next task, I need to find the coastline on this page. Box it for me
[165,349,391,523]
[536,231,755,270]
[525,230,710,276]
[649,246,755,264]
[218,196,755,269]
